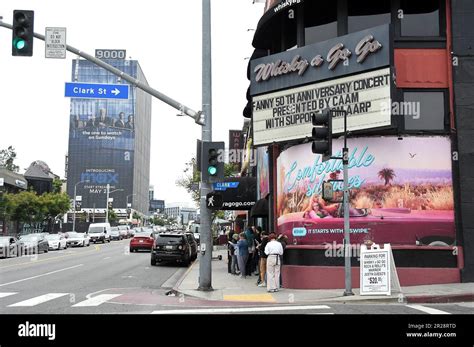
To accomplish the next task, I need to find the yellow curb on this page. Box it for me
[223,293,276,303]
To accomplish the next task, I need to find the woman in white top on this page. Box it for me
[264,233,284,293]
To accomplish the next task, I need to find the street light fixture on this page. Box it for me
[105,184,124,223]
[72,180,89,232]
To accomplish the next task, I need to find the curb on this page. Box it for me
[168,258,200,296]
[406,293,474,304]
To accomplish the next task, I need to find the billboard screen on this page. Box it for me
[253,67,392,146]
[257,146,270,199]
[276,136,455,246]
[67,60,137,211]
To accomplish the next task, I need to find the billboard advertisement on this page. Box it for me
[276,136,455,246]
[253,67,392,146]
[257,146,270,199]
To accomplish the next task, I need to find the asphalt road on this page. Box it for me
[0,239,187,314]
[1,241,473,316]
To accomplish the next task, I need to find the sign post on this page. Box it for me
[360,243,401,296]
[45,27,66,59]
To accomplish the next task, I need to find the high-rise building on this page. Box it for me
[66,58,151,221]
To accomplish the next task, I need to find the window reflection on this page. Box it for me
[348,0,391,33]
[400,0,440,37]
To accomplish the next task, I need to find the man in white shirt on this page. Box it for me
[264,233,284,292]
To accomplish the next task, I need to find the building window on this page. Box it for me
[304,3,337,45]
[400,0,440,37]
[403,91,446,131]
[348,0,391,33]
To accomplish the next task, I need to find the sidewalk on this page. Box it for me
[174,249,474,305]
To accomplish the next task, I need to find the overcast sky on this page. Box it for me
[0,0,264,207]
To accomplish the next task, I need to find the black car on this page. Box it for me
[151,232,198,266]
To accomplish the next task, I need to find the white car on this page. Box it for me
[66,232,90,247]
[45,234,68,250]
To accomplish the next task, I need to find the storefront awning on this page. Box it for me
[250,197,269,218]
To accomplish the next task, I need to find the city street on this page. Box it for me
[1,242,473,315]
[0,240,188,314]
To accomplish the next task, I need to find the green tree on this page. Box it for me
[176,157,239,207]
[5,191,42,232]
[39,192,70,231]
[108,209,118,224]
[0,146,20,172]
[52,179,63,194]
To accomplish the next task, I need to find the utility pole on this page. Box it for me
[198,0,213,291]
[105,184,110,223]
[333,110,354,296]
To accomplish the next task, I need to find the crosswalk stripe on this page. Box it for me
[151,305,333,314]
[8,293,69,307]
[407,304,451,315]
[0,292,17,298]
[72,294,122,307]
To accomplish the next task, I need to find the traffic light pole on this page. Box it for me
[198,0,213,291]
[341,111,354,296]
[0,20,205,125]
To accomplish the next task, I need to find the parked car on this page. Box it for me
[151,231,198,266]
[0,236,21,258]
[45,234,68,250]
[110,227,122,241]
[129,229,154,252]
[19,233,49,254]
[88,223,111,243]
[118,225,130,239]
[66,232,90,247]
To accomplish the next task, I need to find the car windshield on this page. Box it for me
[67,232,79,238]
[134,231,152,237]
[156,235,184,244]
[45,235,60,240]
[89,227,104,233]
[110,230,120,235]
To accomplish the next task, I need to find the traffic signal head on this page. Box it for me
[201,141,225,183]
[311,108,332,162]
[12,10,34,56]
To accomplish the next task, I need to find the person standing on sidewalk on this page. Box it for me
[257,231,269,287]
[229,233,240,275]
[236,233,249,279]
[264,233,284,292]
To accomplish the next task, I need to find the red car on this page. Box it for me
[129,229,154,252]
[278,207,455,246]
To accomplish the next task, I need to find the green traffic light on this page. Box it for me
[208,166,217,176]
[13,38,26,50]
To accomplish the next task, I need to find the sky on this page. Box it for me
[0,0,264,207]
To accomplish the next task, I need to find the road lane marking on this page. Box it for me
[9,293,69,307]
[407,304,451,315]
[0,264,84,287]
[0,292,17,298]
[0,249,96,269]
[72,294,122,307]
[151,305,332,314]
[103,257,111,260]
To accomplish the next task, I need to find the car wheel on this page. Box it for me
[130,248,134,253]
[429,241,450,247]
[151,258,156,266]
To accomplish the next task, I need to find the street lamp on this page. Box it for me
[105,184,124,223]
[72,180,89,232]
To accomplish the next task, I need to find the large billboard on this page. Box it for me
[276,137,455,246]
[67,60,137,211]
[253,67,392,145]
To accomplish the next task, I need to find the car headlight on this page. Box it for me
[178,245,183,250]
